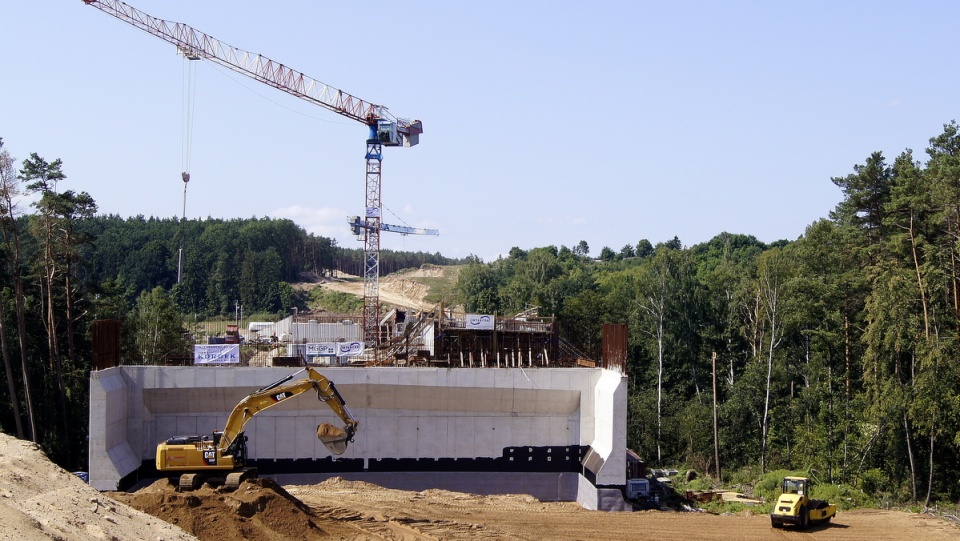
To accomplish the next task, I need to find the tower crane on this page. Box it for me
[82,0,435,351]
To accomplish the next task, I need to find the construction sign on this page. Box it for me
[193,344,240,364]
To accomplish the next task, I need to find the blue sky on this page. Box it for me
[3,1,958,262]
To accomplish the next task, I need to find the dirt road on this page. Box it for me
[310,267,447,311]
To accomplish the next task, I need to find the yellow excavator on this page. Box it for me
[155,366,359,490]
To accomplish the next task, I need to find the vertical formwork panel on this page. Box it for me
[91,319,121,370]
[602,324,628,374]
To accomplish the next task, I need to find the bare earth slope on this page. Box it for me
[310,266,450,310]
[0,431,195,541]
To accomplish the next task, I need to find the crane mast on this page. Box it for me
[82,0,425,351]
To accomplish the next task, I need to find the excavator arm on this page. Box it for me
[218,367,358,456]
[156,366,359,491]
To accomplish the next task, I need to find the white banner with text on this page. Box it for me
[465,314,495,330]
[305,341,365,358]
[194,344,240,364]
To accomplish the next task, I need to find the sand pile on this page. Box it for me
[0,431,195,540]
[107,478,336,541]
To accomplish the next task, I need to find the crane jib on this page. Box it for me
[83,0,429,357]
[81,0,420,134]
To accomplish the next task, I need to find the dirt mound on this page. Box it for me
[312,275,427,310]
[398,264,447,278]
[314,475,384,491]
[0,431,195,540]
[107,478,347,541]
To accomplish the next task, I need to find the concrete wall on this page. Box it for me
[89,366,628,510]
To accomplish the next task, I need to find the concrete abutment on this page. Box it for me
[89,366,630,511]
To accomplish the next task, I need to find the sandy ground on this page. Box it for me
[0,432,195,540]
[287,480,960,541]
[1,431,958,540]
[108,477,960,541]
[312,267,446,311]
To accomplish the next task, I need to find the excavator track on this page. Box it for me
[178,473,203,491]
[225,467,258,490]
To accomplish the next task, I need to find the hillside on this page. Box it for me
[304,265,461,311]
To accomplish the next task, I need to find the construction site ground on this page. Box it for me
[4,433,960,541]
[308,266,452,311]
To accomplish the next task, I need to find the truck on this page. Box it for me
[770,476,836,529]
[155,366,358,490]
[625,478,662,509]
[224,324,241,344]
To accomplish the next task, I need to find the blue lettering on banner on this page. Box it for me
[466,314,495,330]
[306,343,338,356]
[193,345,241,364]
[336,341,365,357]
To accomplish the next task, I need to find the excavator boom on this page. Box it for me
[155,367,358,489]
[218,367,357,455]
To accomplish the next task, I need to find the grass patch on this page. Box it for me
[309,288,363,313]
[699,500,761,515]
[244,311,280,322]
[390,265,463,306]
[755,469,874,512]
[811,481,875,510]
[669,467,874,515]
[418,273,460,304]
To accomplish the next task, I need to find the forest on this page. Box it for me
[0,138,463,471]
[454,121,960,506]
[2,121,960,507]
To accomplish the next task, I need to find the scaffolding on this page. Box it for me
[94,306,600,369]
[374,306,595,368]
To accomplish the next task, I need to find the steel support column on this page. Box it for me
[363,141,383,353]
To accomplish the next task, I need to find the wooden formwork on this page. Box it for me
[435,322,560,368]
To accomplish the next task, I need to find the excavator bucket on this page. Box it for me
[317,423,350,455]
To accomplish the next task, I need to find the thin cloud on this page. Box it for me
[537,215,588,226]
[272,204,350,239]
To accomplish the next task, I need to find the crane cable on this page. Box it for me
[181,56,197,184]
[178,55,197,284]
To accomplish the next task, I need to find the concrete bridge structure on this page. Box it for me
[89,365,631,511]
